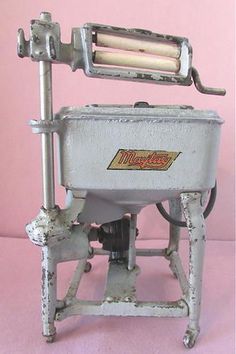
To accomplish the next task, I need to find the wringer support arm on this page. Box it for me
[38,14,55,209]
[18,12,226,208]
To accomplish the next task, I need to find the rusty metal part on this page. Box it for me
[18,12,225,349]
[18,12,226,94]
[36,190,206,348]
[181,192,206,348]
[27,190,209,349]
[55,299,189,320]
[26,194,86,247]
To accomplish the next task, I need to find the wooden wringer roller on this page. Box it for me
[18,12,225,348]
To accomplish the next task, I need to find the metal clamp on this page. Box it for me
[18,16,83,71]
[29,119,61,134]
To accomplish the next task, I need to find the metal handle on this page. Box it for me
[191,67,226,96]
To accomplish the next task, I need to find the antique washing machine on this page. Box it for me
[18,12,225,348]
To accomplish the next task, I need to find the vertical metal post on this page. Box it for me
[40,61,55,209]
[39,12,57,343]
[39,12,55,209]
[128,214,137,270]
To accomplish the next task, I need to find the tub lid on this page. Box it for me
[55,102,224,123]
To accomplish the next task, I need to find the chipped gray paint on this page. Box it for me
[56,299,189,320]
[181,192,206,348]
[18,12,225,94]
[18,11,225,348]
[25,190,209,347]
[26,196,86,247]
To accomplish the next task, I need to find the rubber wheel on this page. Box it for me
[45,333,56,343]
[183,330,198,349]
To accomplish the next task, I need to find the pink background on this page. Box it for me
[0,3,235,353]
[0,0,235,240]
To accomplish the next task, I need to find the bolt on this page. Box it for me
[32,34,40,43]
[40,12,52,22]
[105,296,113,303]
[124,296,132,302]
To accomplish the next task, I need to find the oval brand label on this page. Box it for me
[107,149,181,171]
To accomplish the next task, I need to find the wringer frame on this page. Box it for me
[18,12,225,348]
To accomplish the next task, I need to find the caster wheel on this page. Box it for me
[45,333,56,343]
[183,329,199,349]
[84,261,92,273]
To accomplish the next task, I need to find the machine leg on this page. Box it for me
[64,258,88,304]
[181,192,205,349]
[41,246,57,343]
[166,198,182,277]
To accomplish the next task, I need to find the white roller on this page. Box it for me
[93,50,180,73]
[96,32,180,59]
